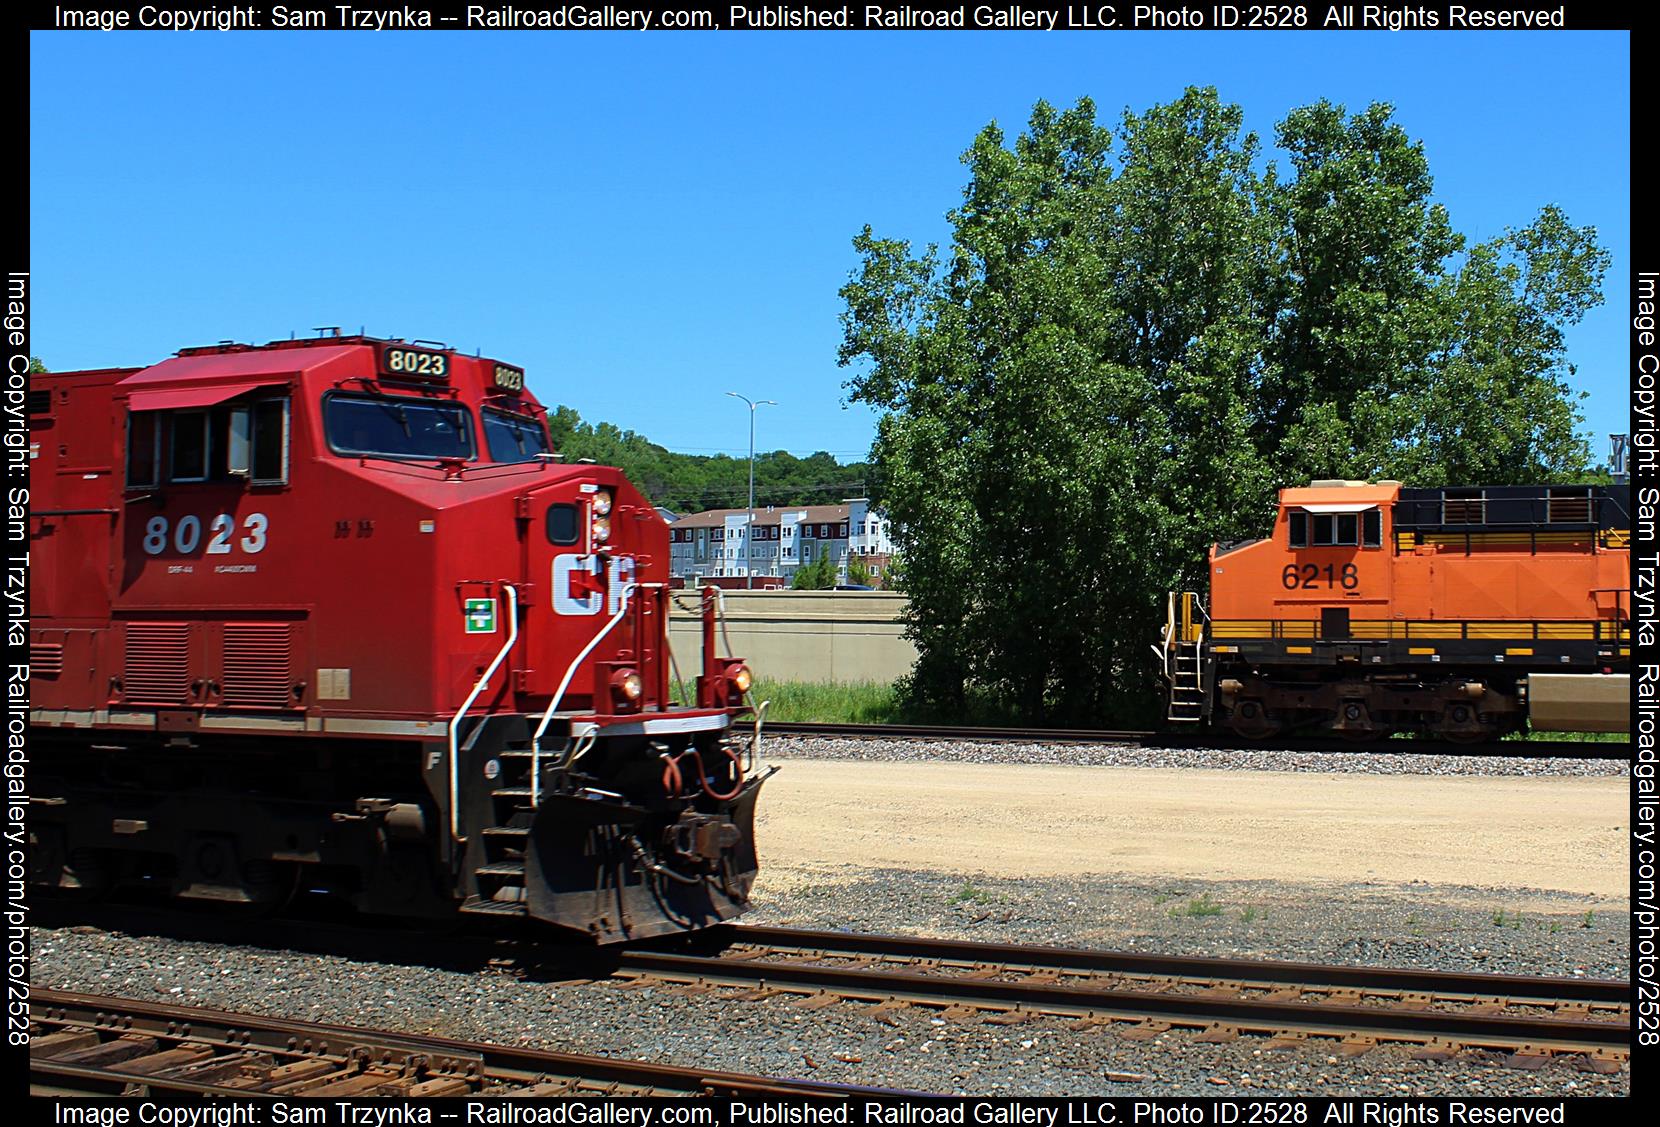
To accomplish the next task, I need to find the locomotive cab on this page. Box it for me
[29,334,768,941]
[1159,480,1631,742]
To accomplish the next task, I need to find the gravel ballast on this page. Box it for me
[32,868,1627,1097]
[29,738,1629,1097]
[762,735,1628,778]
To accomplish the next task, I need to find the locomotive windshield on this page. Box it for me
[482,408,551,464]
[325,393,475,460]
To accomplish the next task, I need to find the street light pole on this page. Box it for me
[726,391,777,590]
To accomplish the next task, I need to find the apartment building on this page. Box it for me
[668,498,895,586]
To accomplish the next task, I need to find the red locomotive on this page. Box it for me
[28,333,767,940]
[1160,480,1631,741]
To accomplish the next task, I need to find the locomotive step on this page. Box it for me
[458,897,529,917]
[481,826,530,838]
[475,861,527,877]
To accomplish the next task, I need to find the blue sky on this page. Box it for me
[30,31,1629,468]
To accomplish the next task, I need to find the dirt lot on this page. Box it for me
[751,759,1630,906]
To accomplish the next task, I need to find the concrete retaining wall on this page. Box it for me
[668,590,917,684]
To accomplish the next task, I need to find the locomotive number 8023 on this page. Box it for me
[29,332,766,941]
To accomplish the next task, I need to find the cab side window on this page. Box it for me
[1288,508,1382,548]
[229,399,291,485]
[127,412,161,487]
[126,396,291,488]
[169,410,210,482]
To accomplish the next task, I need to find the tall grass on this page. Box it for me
[749,678,1628,741]
[750,678,1023,726]
[749,679,901,723]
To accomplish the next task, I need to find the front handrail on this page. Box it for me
[446,584,519,843]
[529,581,640,808]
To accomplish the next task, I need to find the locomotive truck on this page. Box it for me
[28,333,766,941]
[1159,479,1631,741]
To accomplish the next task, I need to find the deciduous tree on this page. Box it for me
[839,89,1607,724]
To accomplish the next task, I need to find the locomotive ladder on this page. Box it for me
[461,582,646,919]
[1161,591,1209,723]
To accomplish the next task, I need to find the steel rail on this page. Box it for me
[29,988,922,1099]
[718,924,1628,1003]
[764,721,1629,759]
[614,928,1628,1056]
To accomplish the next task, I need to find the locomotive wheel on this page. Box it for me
[1227,699,1282,741]
[1432,702,1499,744]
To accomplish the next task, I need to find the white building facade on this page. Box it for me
[669,498,895,586]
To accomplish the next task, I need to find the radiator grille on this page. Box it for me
[30,642,64,677]
[124,623,191,705]
[222,623,294,709]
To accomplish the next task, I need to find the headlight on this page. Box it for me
[592,515,611,543]
[593,489,614,516]
[727,663,752,693]
[612,668,644,703]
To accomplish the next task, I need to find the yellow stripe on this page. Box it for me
[1408,647,1436,655]
[1407,623,1463,639]
[1505,647,1534,656]
[1348,621,1397,639]
[1285,646,1312,654]
[1536,623,1594,639]
[1211,621,1272,638]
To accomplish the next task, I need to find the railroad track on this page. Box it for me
[617,925,1629,1072]
[764,721,1629,759]
[28,987,917,1098]
[33,907,1630,1082]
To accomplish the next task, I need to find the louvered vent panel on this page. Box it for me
[124,623,191,705]
[1547,489,1591,524]
[30,642,64,677]
[222,623,293,709]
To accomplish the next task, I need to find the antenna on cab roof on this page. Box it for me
[313,326,341,338]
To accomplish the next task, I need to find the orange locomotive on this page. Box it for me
[1159,480,1631,741]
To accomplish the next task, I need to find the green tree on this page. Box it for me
[28,357,46,373]
[839,90,1607,725]
[791,553,836,590]
[846,555,872,586]
[544,403,870,515]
